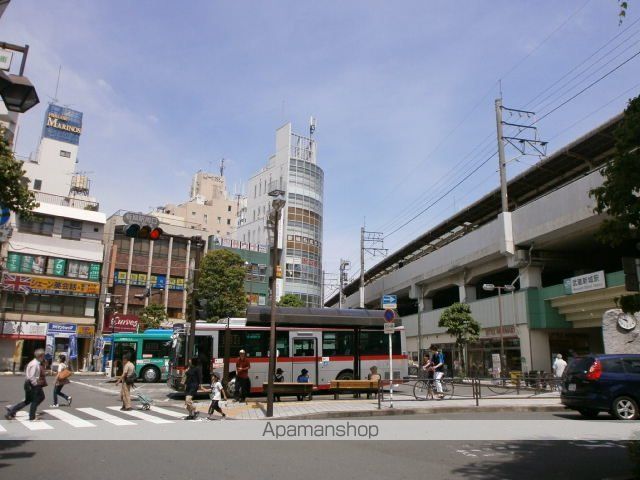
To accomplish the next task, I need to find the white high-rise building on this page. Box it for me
[0,103,105,372]
[237,122,324,307]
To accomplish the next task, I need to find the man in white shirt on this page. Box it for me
[553,354,568,378]
[5,349,47,421]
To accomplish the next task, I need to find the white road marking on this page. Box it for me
[77,408,136,426]
[0,423,6,433]
[43,409,96,428]
[107,406,173,424]
[15,412,53,430]
[147,406,187,419]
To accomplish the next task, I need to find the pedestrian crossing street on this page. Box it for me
[1,405,191,433]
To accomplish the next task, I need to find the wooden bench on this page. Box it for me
[330,380,380,400]
[262,382,316,400]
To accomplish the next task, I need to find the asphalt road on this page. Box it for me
[0,375,637,480]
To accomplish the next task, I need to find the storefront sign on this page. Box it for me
[47,323,77,337]
[77,325,95,337]
[483,326,517,338]
[1,272,99,297]
[1,321,47,338]
[563,270,606,295]
[0,48,13,71]
[45,335,55,359]
[52,258,67,276]
[104,314,139,333]
[122,211,159,228]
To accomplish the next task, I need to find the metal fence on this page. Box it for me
[32,191,99,211]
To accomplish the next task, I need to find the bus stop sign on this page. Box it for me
[383,308,395,322]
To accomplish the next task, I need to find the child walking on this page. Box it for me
[207,373,227,420]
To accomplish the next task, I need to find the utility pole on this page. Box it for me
[187,236,204,364]
[359,228,388,308]
[495,99,548,213]
[495,98,509,213]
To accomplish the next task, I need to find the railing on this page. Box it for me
[32,191,99,211]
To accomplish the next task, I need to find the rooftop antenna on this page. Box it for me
[53,65,62,104]
[220,158,225,177]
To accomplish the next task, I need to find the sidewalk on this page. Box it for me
[197,392,564,420]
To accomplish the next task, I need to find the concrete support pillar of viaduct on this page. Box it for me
[519,265,543,289]
[458,284,476,303]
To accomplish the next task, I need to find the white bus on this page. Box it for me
[167,307,407,393]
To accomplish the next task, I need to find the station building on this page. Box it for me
[326,113,638,375]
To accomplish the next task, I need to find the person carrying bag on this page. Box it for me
[51,354,73,407]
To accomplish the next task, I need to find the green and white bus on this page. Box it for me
[107,329,173,383]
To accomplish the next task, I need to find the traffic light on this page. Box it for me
[125,224,163,240]
[196,298,208,320]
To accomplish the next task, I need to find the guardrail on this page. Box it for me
[32,191,99,211]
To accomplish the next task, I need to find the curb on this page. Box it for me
[274,404,566,420]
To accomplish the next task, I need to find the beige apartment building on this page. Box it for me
[163,171,240,239]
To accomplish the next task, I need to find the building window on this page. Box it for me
[254,185,257,198]
[59,150,71,158]
[62,219,83,240]
[228,205,232,212]
[191,211,196,216]
[33,179,42,191]
[226,218,231,225]
[18,214,54,236]
[217,216,221,224]
[203,214,208,223]
[67,260,90,279]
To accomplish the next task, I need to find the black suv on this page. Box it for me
[561,354,640,420]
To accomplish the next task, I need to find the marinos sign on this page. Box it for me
[42,104,83,146]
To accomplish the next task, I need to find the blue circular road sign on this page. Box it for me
[384,308,395,322]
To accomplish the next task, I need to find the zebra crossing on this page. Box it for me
[1,405,191,434]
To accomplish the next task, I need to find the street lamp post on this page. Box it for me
[0,42,39,113]
[482,283,515,377]
[266,191,286,418]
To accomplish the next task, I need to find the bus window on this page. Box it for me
[322,331,354,356]
[359,331,401,355]
[276,331,289,357]
[293,338,315,357]
[217,330,268,358]
[142,339,172,359]
[113,341,137,376]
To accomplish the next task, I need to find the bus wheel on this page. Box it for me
[142,366,161,383]
[336,370,354,380]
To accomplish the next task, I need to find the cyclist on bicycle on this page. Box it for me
[430,345,445,400]
[421,354,434,380]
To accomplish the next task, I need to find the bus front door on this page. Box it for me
[290,335,320,385]
[112,341,138,377]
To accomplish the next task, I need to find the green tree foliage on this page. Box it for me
[438,302,480,375]
[139,303,167,331]
[277,293,304,308]
[591,94,640,246]
[197,249,247,319]
[0,135,38,217]
[591,94,640,313]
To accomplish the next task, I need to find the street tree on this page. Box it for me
[139,303,167,331]
[197,249,247,319]
[0,135,38,217]
[277,293,304,308]
[438,302,480,376]
[590,94,640,313]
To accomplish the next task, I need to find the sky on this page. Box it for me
[2,1,639,299]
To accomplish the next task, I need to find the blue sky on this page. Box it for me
[2,1,639,294]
